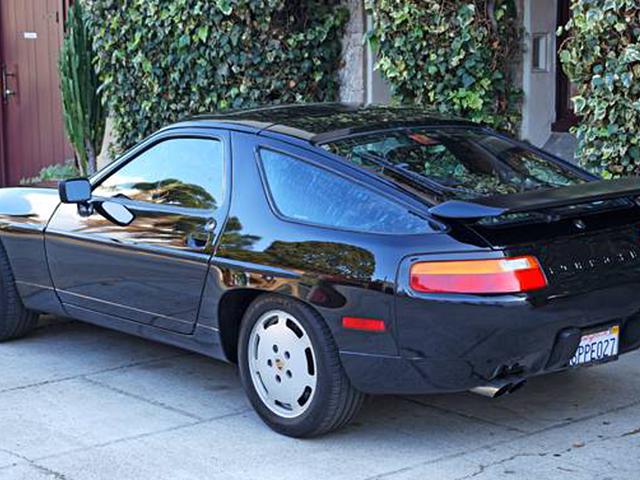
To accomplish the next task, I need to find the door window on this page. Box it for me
[94,138,225,210]
[259,149,429,234]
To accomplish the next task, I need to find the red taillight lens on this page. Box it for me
[409,256,547,294]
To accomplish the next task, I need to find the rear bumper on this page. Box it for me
[340,283,640,395]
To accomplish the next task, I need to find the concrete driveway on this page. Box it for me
[0,319,638,480]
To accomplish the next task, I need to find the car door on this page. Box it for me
[45,129,230,334]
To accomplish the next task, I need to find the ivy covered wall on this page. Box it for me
[560,0,640,178]
[83,0,639,179]
[366,0,523,134]
[86,0,348,152]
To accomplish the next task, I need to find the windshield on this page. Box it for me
[324,128,587,199]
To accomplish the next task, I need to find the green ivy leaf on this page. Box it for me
[572,95,586,113]
[178,33,190,48]
[196,26,209,43]
[216,0,232,16]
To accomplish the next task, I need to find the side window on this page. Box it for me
[259,149,429,234]
[94,138,224,210]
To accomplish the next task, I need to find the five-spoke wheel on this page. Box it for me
[238,294,365,437]
[247,310,317,418]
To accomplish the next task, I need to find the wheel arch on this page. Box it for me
[217,288,264,363]
[217,288,327,364]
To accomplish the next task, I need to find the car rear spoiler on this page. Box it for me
[429,177,640,219]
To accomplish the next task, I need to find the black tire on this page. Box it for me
[0,242,38,341]
[238,294,365,438]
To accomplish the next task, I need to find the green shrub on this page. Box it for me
[20,161,80,186]
[59,0,106,175]
[367,1,522,133]
[86,0,348,152]
[559,1,640,178]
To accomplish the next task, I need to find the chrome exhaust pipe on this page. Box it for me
[470,380,512,398]
[470,378,525,398]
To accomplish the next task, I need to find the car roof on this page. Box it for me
[174,103,478,144]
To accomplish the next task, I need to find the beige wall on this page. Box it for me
[339,1,391,105]
[339,0,366,103]
[521,0,558,147]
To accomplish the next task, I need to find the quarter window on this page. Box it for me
[94,138,224,210]
[259,149,428,234]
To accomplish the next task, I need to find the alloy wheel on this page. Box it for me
[247,309,318,418]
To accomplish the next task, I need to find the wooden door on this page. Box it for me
[0,0,72,186]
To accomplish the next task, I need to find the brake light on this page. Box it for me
[409,256,547,294]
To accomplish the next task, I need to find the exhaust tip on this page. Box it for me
[469,382,512,398]
[494,384,512,398]
[469,377,526,399]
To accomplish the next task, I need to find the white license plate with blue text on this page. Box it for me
[569,325,620,367]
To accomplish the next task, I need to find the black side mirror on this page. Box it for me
[59,178,91,204]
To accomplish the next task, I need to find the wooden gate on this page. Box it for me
[0,0,72,186]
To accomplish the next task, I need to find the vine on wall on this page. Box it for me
[559,0,640,177]
[87,0,348,152]
[367,1,523,133]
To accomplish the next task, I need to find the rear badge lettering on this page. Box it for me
[546,248,640,277]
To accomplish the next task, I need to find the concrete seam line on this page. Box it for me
[363,397,640,480]
[29,409,252,464]
[0,352,192,395]
[398,396,528,435]
[80,376,205,421]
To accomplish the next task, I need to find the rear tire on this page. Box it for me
[238,294,365,438]
[0,242,38,341]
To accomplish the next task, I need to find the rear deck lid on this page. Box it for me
[436,180,640,295]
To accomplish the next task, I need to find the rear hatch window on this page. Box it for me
[323,128,589,201]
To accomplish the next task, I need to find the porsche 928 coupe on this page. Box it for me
[1,104,640,437]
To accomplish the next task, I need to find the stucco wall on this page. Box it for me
[339,0,366,103]
[338,1,392,104]
[521,0,558,147]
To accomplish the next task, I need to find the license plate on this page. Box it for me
[569,325,620,367]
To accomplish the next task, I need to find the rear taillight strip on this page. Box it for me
[410,256,547,294]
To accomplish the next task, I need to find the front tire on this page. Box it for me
[0,243,38,341]
[238,295,364,438]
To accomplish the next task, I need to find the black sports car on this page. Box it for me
[1,104,639,437]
